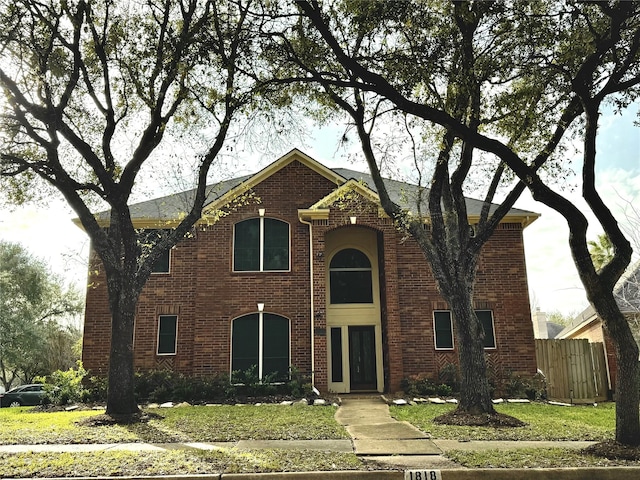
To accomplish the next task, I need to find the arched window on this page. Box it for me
[231,313,290,381]
[329,248,373,304]
[233,218,289,271]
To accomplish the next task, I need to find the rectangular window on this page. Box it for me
[231,314,259,373]
[234,220,261,271]
[157,315,178,355]
[433,310,496,350]
[262,314,290,381]
[263,219,289,271]
[331,327,343,382]
[477,310,496,349]
[434,311,454,349]
[151,249,170,274]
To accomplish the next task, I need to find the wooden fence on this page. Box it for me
[535,338,609,404]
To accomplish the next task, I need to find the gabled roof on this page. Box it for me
[558,259,640,338]
[81,148,539,229]
[333,168,539,226]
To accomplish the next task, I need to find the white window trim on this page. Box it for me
[477,309,497,350]
[232,217,291,273]
[433,310,454,350]
[230,312,291,380]
[433,309,497,351]
[157,314,178,356]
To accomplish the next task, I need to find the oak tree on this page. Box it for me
[0,0,271,415]
[284,0,640,442]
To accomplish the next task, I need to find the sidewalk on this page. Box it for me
[2,396,640,479]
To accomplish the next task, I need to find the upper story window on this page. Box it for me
[329,248,373,304]
[139,229,171,274]
[233,218,289,272]
[151,249,170,274]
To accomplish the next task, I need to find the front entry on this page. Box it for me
[325,227,384,393]
[349,326,377,390]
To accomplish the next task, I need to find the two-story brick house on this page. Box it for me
[81,149,539,394]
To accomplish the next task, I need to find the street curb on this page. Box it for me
[9,468,640,480]
[221,468,640,480]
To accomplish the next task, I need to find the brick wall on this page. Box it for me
[82,160,537,394]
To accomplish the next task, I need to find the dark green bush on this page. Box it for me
[400,374,437,397]
[436,383,452,397]
[82,366,312,405]
[437,363,460,393]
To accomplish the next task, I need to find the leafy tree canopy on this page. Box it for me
[0,240,83,389]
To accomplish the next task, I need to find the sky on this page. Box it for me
[0,106,638,319]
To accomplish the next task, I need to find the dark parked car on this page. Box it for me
[0,384,46,407]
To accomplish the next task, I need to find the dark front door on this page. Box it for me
[349,326,377,390]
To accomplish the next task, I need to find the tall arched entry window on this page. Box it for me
[329,248,373,304]
[326,228,383,394]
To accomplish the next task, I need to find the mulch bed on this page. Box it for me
[76,411,163,426]
[584,440,640,460]
[433,410,527,427]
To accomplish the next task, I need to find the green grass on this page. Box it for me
[0,407,140,445]
[0,449,365,478]
[0,401,632,476]
[0,404,350,445]
[390,402,615,441]
[157,404,350,441]
[446,447,640,469]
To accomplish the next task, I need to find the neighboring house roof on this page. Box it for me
[558,259,640,338]
[81,148,540,228]
[546,322,565,339]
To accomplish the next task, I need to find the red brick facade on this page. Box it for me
[82,151,538,393]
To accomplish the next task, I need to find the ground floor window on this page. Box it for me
[231,313,290,381]
[433,310,496,350]
[157,315,178,355]
[434,311,454,349]
[476,310,496,349]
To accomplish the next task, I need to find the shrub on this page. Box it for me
[400,374,437,397]
[504,371,547,400]
[438,363,460,393]
[287,366,313,398]
[84,375,108,402]
[36,361,88,405]
[84,366,312,405]
[436,383,453,397]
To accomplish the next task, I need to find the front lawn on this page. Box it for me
[446,447,640,469]
[0,404,350,445]
[390,401,615,441]
[1,400,636,477]
[0,449,365,478]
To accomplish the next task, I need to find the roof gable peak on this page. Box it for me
[201,149,345,216]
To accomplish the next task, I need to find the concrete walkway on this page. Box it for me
[336,395,441,455]
[334,395,597,470]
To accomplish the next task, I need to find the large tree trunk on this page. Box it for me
[593,294,640,445]
[449,290,495,415]
[105,286,140,416]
